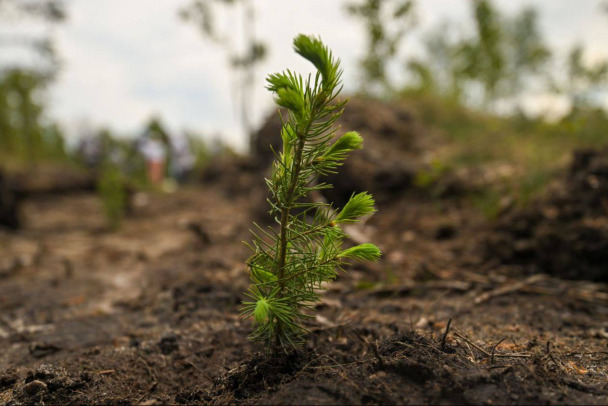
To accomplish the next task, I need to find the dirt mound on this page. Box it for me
[0,171,20,229]
[200,331,607,405]
[253,97,426,205]
[199,155,271,222]
[0,165,97,230]
[201,155,266,196]
[7,364,92,405]
[487,147,608,281]
[1,171,607,404]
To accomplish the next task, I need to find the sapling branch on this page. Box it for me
[241,34,382,351]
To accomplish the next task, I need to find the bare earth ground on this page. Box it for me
[0,165,607,405]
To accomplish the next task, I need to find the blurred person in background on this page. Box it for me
[77,132,104,169]
[137,121,168,186]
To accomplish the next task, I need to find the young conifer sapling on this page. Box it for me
[241,34,381,350]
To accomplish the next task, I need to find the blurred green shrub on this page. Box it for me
[346,0,416,96]
[0,69,68,165]
[97,164,128,230]
[414,159,449,189]
[404,0,550,108]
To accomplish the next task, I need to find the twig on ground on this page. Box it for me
[454,335,477,362]
[370,280,471,299]
[353,329,384,368]
[183,361,213,382]
[369,339,385,368]
[454,330,491,357]
[136,356,158,404]
[493,353,532,359]
[519,284,608,304]
[461,271,492,284]
[454,330,532,361]
[136,381,158,404]
[566,351,608,356]
[491,337,507,364]
[546,341,567,372]
[137,356,156,380]
[441,318,452,352]
[474,274,547,305]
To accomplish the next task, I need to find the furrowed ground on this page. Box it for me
[0,97,607,405]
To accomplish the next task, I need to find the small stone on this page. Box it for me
[369,371,387,380]
[387,250,406,265]
[139,399,163,405]
[158,333,179,355]
[434,224,457,240]
[23,380,47,396]
[0,371,17,389]
[401,230,416,242]
[29,342,61,359]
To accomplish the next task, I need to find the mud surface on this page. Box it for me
[1,147,607,404]
[487,147,608,282]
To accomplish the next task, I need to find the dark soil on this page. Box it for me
[487,147,608,281]
[0,164,97,230]
[254,97,428,205]
[0,171,20,229]
[1,117,607,404]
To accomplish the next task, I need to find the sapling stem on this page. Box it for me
[277,132,307,284]
[241,34,382,351]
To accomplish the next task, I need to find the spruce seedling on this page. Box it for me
[241,34,381,350]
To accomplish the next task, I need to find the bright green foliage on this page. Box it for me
[339,243,382,261]
[335,192,376,223]
[322,131,363,163]
[241,34,381,350]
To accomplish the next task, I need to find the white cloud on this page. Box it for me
[50,0,234,142]
[47,0,608,150]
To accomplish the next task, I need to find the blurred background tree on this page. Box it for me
[0,0,67,164]
[504,7,551,100]
[180,0,267,152]
[559,45,608,110]
[463,0,506,105]
[405,22,468,101]
[404,0,550,110]
[346,0,416,97]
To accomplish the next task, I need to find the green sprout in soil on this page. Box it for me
[241,34,381,351]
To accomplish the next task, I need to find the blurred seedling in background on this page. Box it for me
[97,163,128,231]
[241,34,381,351]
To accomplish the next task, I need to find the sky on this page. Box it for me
[33,0,608,150]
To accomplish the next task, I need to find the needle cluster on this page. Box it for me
[241,34,381,350]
